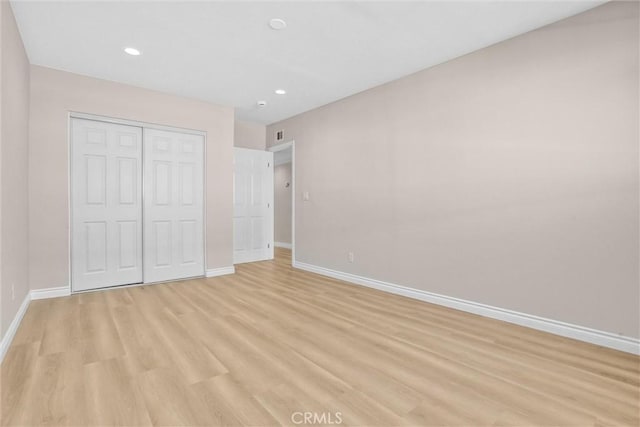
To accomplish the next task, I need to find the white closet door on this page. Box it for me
[233,148,274,264]
[71,118,143,291]
[144,128,205,283]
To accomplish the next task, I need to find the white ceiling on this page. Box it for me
[11,1,605,125]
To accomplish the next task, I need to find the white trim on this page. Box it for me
[293,261,640,355]
[0,292,30,363]
[275,242,292,249]
[268,140,293,153]
[69,111,206,137]
[202,131,208,281]
[67,114,73,293]
[206,266,236,278]
[31,286,71,300]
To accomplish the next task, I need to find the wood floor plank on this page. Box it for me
[10,300,49,346]
[143,306,227,385]
[191,374,280,426]
[221,315,353,405]
[177,311,286,395]
[1,342,41,425]
[136,367,216,426]
[77,302,126,364]
[255,383,338,427]
[37,296,81,357]
[109,304,173,374]
[83,357,151,426]
[103,288,134,308]
[1,248,638,426]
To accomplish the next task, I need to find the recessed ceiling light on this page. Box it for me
[275,89,286,95]
[257,100,267,107]
[269,18,287,30]
[124,47,141,56]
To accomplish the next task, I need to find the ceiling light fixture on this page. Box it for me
[269,18,287,30]
[275,89,286,95]
[124,47,141,56]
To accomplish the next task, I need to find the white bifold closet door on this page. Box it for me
[143,128,205,283]
[71,118,143,292]
[71,118,205,292]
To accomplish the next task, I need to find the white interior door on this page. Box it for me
[144,128,205,283]
[71,118,143,291]
[233,148,274,264]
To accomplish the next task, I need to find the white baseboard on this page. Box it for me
[1,285,73,363]
[275,242,292,249]
[0,292,31,363]
[293,261,640,355]
[206,266,236,278]
[31,286,71,300]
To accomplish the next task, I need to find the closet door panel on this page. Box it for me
[143,129,205,283]
[71,118,143,291]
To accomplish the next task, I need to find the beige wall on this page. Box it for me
[274,162,292,244]
[234,119,266,150]
[29,66,235,291]
[268,2,640,338]
[1,1,30,338]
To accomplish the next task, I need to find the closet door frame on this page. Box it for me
[68,112,207,292]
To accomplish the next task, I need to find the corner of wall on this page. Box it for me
[1,0,33,342]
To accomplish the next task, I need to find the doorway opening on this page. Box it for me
[269,141,295,265]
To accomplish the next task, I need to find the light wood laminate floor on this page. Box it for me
[2,248,639,426]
